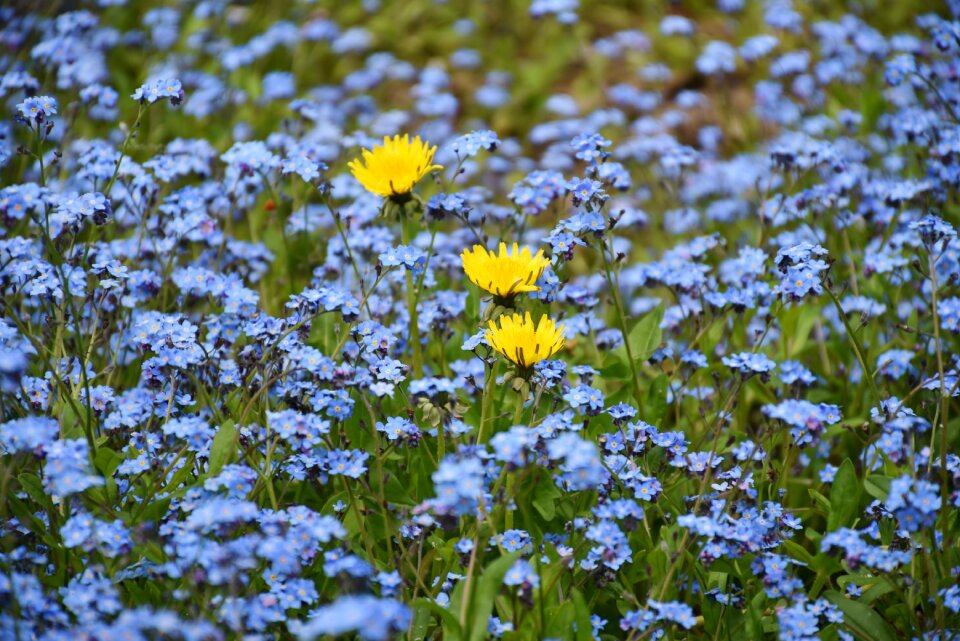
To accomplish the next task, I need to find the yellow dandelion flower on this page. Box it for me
[461,243,551,298]
[486,312,565,369]
[347,134,442,198]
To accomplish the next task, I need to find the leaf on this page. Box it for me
[823,590,899,641]
[809,572,828,600]
[17,473,48,508]
[162,454,198,493]
[466,286,480,323]
[837,575,895,606]
[807,488,832,514]
[571,588,594,641]
[863,475,891,501]
[828,458,861,531]
[780,539,815,565]
[467,552,520,641]
[860,581,894,605]
[142,541,167,564]
[385,475,417,506]
[745,591,766,641]
[140,496,172,524]
[6,495,46,537]
[599,358,629,380]
[544,602,576,641]
[94,447,123,477]
[644,374,668,423]
[413,599,463,641]
[626,304,663,363]
[532,476,562,521]
[602,305,664,375]
[409,600,436,641]
[707,571,729,591]
[788,305,822,358]
[207,420,236,477]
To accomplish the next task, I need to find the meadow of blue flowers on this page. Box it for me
[2,0,960,639]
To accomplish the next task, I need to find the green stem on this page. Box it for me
[654,381,741,602]
[360,394,395,561]
[331,214,373,316]
[927,250,950,550]
[401,218,424,379]
[825,286,882,407]
[104,104,145,195]
[478,360,495,444]
[504,400,525,532]
[261,170,296,296]
[458,527,481,630]
[599,240,643,405]
[437,415,446,461]
[0,297,95,459]
[35,127,46,188]
[342,476,375,562]
[262,434,279,511]
[512,394,525,426]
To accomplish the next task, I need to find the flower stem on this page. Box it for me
[260,170,297,296]
[825,286,882,406]
[437,414,446,462]
[35,126,46,188]
[927,250,950,548]
[104,104,144,196]
[332,212,373,317]
[654,381,741,602]
[478,360,495,444]
[599,241,643,405]
[342,476,375,561]
[512,394,525,426]
[458,530,480,629]
[504,396,525,532]
[401,217,424,378]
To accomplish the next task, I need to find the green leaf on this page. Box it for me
[644,374,668,423]
[162,454,198,493]
[745,591,766,641]
[780,539,815,565]
[571,588,593,641]
[94,447,123,477]
[409,600,436,641]
[626,304,663,363]
[466,285,480,322]
[807,488,832,514]
[863,475,891,501]
[467,552,520,641]
[207,420,236,477]
[788,304,821,358]
[859,581,895,606]
[532,476,562,521]
[707,571,729,591]
[837,575,895,606]
[602,305,664,374]
[809,572,828,600]
[823,590,899,641]
[142,541,167,564]
[140,496,172,524]
[384,474,417,506]
[828,458,861,531]
[17,473,48,508]
[599,358,629,380]
[544,602,576,641]
[6,495,46,537]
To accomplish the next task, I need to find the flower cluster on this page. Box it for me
[1,2,958,641]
